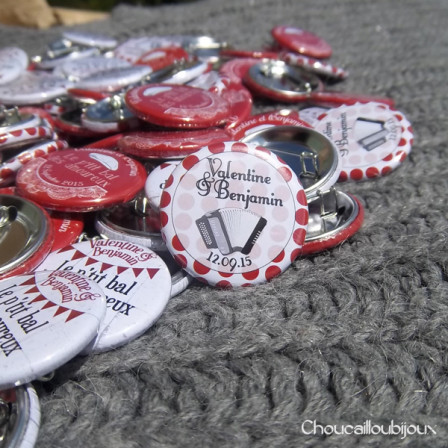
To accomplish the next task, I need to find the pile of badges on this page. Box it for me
[0,26,413,446]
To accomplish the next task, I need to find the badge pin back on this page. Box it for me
[241,125,341,199]
[15,148,147,212]
[61,31,118,50]
[94,196,165,252]
[125,83,231,129]
[117,127,233,160]
[0,384,40,448]
[145,161,179,212]
[244,59,323,103]
[38,240,172,354]
[0,194,54,281]
[74,65,153,93]
[159,141,309,288]
[183,35,228,63]
[0,139,68,187]
[314,102,413,181]
[0,47,29,85]
[0,270,106,389]
[53,107,103,139]
[271,25,332,59]
[0,72,73,106]
[229,109,311,140]
[302,188,364,255]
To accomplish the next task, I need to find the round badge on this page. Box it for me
[53,56,131,81]
[125,84,231,129]
[219,57,263,85]
[38,240,172,353]
[221,86,253,130]
[0,72,72,105]
[314,102,413,181]
[62,31,118,49]
[136,46,190,72]
[302,189,364,255]
[15,148,147,212]
[0,139,68,187]
[0,384,41,448]
[36,47,100,70]
[271,25,332,59]
[297,106,331,127]
[0,125,55,153]
[282,52,348,80]
[0,47,28,85]
[118,128,233,160]
[159,141,309,287]
[0,194,54,281]
[145,161,179,211]
[229,109,311,140]
[0,270,106,389]
[74,65,152,93]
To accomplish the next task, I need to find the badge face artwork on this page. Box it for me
[38,240,172,353]
[159,141,309,287]
[125,84,231,128]
[15,148,147,212]
[314,103,413,181]
[271,25,332,59]
[0,270,106,389]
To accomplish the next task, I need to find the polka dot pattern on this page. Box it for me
[159,141,308,287]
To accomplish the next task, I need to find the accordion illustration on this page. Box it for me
[355,118,390,152]
[196,208,267,255]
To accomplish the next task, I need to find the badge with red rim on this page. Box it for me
[125,84,231,129]
[0,125,55,152]
[159,140,309,287]
[15,148,147,212]
[145,161,179,211]
[136,46,190,72]
[218,57,263,85]
[314,102,413,181]
[271,25,332,59]
[38,239,172,353]
[229,109,311,140]
[0,270,106,389]
[117,127,233,159]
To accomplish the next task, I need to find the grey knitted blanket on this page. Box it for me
[1,0,447,446]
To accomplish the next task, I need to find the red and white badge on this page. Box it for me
[0,270,106,389]
[15,148,147,212]
[145,161,179,211]
[0,72,72,105]
[0,125,55,152]
[159,141,309,287]
[53,56,131,81]
[0,47,28,85]
[282,52,348,80]
[314,102,413,181]
[297,106,331,127]
[229,109,311,140]
[301,189,364,255]
[49,211,84,252]
[0,139,67,187]
[125,84,231,129]
[38,240,172,353]
[221,86,253,130]
[136,46,190,72]
[271,25,332,59]
[74,65,152,93]
[117,127,233,159]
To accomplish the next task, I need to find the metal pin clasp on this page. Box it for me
[0,395,11,444]
[0,205,17,229]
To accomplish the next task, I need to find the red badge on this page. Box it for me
[271,25,332,59]
[49,212,84,251]
[136,46,190,72]
[15,148,147,212]
[125,84,231,129]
